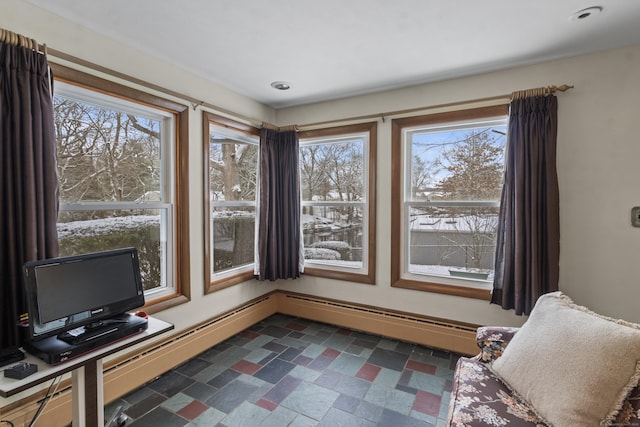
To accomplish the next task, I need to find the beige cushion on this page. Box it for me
[491,291,640,427]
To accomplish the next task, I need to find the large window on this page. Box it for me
[299,122,376,284]
[391,105,508,299]
[52,65,189,309]
[204,113,259,292]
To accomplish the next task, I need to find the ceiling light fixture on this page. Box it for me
[570,6,603,22]
[270,81,291,91]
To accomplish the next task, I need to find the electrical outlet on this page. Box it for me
[632,207,640,227]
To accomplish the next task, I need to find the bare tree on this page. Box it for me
[411,154,441,200]
[436,129,504,201]
[300,145,329,215]
[434,128,504,270]
[208,139,257,201]
[54,97,161,219]
[304,141,364,224]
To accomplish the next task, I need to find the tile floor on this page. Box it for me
[105,314,462,427]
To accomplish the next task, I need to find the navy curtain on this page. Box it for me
[492,93,560,315]
[256,127,302,281]
[0,40,59,348]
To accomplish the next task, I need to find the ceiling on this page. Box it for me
[25,0,640,108]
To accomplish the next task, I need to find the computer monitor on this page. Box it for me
[22,247,145,342]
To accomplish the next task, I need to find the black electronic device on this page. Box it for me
[4,362,38,379]
[0,346,25,367]
[23,313,148,364]
[21,247,147,363]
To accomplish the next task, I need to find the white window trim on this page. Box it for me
[299,131,371,276]
[399,117,507,291]
[208,124,259,282]
[55,82,177,300]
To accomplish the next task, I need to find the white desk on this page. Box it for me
[0,316,173,427]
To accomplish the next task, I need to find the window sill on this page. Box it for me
[303,266,375,285]
[391,277,491,300]
[206,269,255,294]
[143,293,190,315]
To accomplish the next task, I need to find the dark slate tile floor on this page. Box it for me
[105,314,462,427]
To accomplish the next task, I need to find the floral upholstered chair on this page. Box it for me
[446,292,640,426]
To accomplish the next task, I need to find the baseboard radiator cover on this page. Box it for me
[276,292,479,356]
[0,293,279,427]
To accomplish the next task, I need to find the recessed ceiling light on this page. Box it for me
[570,6,603,22]
[270,81,291,91]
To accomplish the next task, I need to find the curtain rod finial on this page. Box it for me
[556,84,574,92]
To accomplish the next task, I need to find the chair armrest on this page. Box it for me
[476,326,520,362]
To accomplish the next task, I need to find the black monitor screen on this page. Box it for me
[34,252,139,323]
[23,247,145,341]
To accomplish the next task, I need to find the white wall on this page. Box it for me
[5,0,640,334]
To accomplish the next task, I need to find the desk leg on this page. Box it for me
[72,359,104,427]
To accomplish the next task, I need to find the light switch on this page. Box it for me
[632,207,640,227]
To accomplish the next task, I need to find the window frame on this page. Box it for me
[51,63,190,312]
[203,112,259,293]
[299,122,377,284]
[391,105,508,299]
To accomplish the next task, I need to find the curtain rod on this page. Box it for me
[2,27,573,130]
[44,46,266,128]
[297,84,574,129]
[47,45,573,129]
[1,28,53,97]
[0,28,43,52]
[511,84,573,99]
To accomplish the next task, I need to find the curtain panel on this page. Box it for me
[256,128,302,281]
[492,94,560,315]
[0,43,59,348]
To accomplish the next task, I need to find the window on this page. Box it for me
[52,65,189,309]
[391,105,508,299]
[299,122,376,284]
[204,113,259,292]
